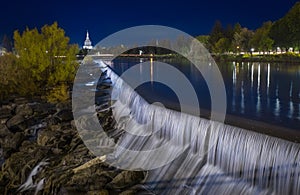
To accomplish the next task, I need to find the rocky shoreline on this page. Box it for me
[0,97,147,194]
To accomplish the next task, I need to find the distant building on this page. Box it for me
[83,31,93,50]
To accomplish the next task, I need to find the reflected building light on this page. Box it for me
[150,57,153,83]
[256,65,261,115]
[267,63,270,95]
[233,64,236,85]
[289,81,293,97]
[257,64,261,91]
[232,63,236,112]
[251,64,254,88]
[288,101,294,119]
[274,97,280,117]
[274,84,280,117]
[256,94,261,115]
[241,81,245,113]
[139,58,143,75]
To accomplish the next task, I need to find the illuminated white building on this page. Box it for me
[83,31,93,50]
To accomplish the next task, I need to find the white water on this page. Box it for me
[105,67,300,194]
[18,160,49,193]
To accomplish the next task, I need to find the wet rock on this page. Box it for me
[15,104,33,117]
[8,132,25,150]
[0,77,146,194]
[14,97,28,104]
[30,102,56,116]
[87,189,109,195]
[106,171,146,190]
[55,109,73,122]
[24,122,47,137]
[0,146,49,193]
[0,107,12,124]
[56,101,71,112]
[37,129,57,146]
[0,124,12,137]
[6,114,26,132]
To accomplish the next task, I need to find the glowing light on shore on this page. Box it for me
[267,63,270,95]
[150,57,153,83]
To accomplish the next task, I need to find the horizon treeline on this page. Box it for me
[197,2,300,53]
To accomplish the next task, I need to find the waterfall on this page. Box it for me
[103,66,300,194]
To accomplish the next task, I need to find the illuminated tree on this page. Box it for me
[250,21,274,52]
[14,22,79,89]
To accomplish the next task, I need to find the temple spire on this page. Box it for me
[83,30,93,50]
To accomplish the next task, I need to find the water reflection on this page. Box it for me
[112,58,300,130]
[221,61,300,130]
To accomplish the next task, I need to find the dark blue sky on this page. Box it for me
[1,0,298,46]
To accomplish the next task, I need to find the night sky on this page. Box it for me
[1,0,298,46]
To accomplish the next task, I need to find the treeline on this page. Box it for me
[197,2,300,54]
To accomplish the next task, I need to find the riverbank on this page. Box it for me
[0,75,148,194]
[118,52,300,64]
[213,53,300,64]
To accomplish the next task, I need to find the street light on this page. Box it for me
[251,48,254,56]
[236,46,240,55]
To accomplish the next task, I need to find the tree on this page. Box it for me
[233,28,254,52]
[14,22,79,90]
[214,37,231,53]
[207,20,224,52]
[0,54,36,99]
[196,35,209,48]
[2,34,13,52]
[250,21,274,53]
[270,2,300,50]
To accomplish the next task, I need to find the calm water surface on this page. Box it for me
[111,57,300,131]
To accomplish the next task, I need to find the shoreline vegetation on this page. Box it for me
[118,52,300,64]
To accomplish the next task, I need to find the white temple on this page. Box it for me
[83,31,93,50]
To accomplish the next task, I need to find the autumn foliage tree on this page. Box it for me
[14,22,79,90]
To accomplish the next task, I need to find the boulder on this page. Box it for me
[15,104,33,117]
[106,171,146,190]
[37,129,57,146]
[6,114,26,132]
[56,101,71,112]
[0,107,12,120]
[30,102,56,116]
[0,124,12,137]
[55,109,73,122]
[87,190,109,195]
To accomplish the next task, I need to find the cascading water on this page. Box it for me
[101,64,300,194]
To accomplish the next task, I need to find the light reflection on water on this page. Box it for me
[111,58,300,130]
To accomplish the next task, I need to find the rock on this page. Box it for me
[87,189,109,195]
[0,107,12,120]
[30,102,56,115]
[0,124,12,137]
[56,101,71,112]
[0,131,25,150]
[37,129,57,146]
[6,114,26,132]
[106,171,146,190]
[10,132,25,150]
[15,104,33,117]
[14,97,28,104]
[55,109,73,122]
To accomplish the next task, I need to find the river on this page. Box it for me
[110,57,300,132]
